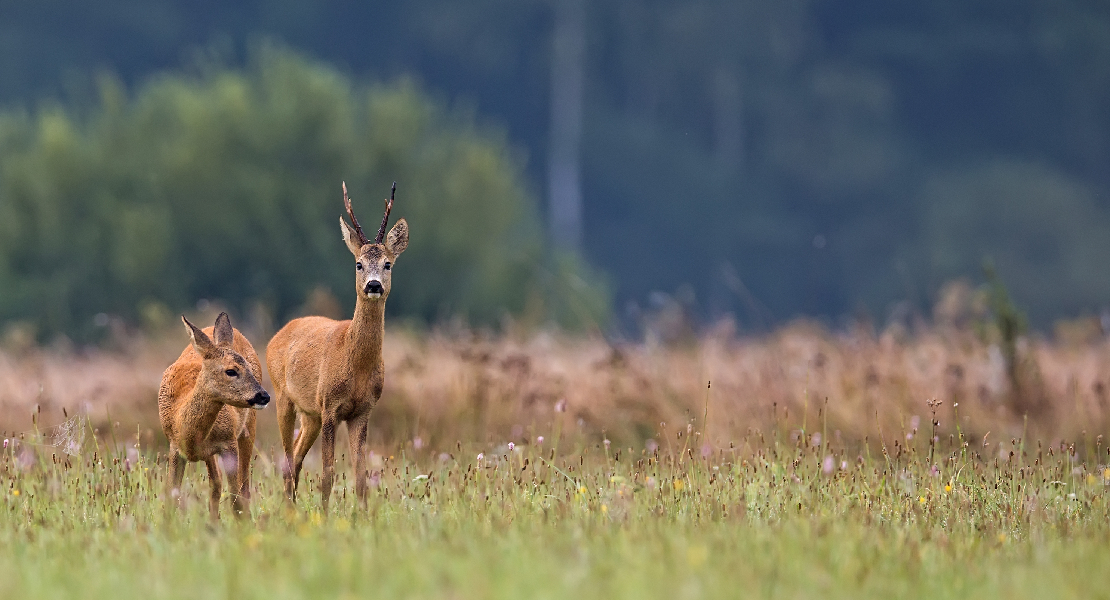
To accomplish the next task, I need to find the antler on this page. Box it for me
[343,181,369,246]
[375,182,396,244]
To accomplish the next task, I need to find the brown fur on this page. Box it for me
[158,313,269,520]
[267,197,408,510]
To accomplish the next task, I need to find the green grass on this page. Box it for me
[3,428,1110,599]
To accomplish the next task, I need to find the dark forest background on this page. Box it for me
[3,0,1110,341]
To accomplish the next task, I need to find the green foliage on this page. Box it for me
[0,45,609,339]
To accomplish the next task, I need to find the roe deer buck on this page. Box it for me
[267,182,408,509]
[158,312,270,520]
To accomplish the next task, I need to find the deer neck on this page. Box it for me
[178,383,225,454]
[347,297,386,368]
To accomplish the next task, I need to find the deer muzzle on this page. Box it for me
[365,280,384,298]
[249,390,271,410]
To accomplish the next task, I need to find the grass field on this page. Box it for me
[3,322,1110,598]
[3,416,1110,599]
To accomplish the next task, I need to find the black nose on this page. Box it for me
[251,391,270,406]
[366,280,383,294]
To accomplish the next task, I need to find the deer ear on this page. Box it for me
[386,218,408,257]
[340,217,364,256]
[212,312,234,348]
[182,315,217,358]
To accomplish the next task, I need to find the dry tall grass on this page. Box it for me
[2,321,1109,455]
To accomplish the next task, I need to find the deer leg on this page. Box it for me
[236,417,255,513]
[221,452,244,518]
[347,414,370,508]
[276,393,298,500]
[204,456,222,521]
[291,414,321,498]
[168,446,185,509]
[320,415,338,512]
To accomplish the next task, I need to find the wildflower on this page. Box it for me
[645,477,657,491]
[12,489,19,496]
[645,439,659,454]
[673,479,685,492]
[810,433,822,448]
[476,453,484,462]
[601,504,609,514]
[368,471,382,488]
[536,436,544,444]
[929,464,940,477]
[700,443,711,459]
[840,460,848,471]
[507,442,515,452]
[2,439,7,449]
[413,437,424,450]
[578,486,587,495]
[822,455,834,475]
[919,495,926,504]
[554,399,567,413]
[945,483,952,493]
[603,439,611,449]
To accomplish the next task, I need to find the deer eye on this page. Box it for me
[356,262,363,271]
[225,369,238,377]
[383,262,392,271]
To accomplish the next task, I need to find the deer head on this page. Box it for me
[181,313,270,410]
[340,181,409,300]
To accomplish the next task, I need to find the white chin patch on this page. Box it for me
[366,292,382,299]
[251,404,267,411]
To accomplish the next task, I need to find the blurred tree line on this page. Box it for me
[0,46,607,340]
[3,0,1110,336]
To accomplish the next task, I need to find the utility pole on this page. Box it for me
[548,0,586,252]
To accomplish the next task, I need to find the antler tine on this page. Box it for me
[375,181,396,244]
[343,181,369,246]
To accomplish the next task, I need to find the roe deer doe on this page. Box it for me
[267,182,408,510]
[158,312,270,520]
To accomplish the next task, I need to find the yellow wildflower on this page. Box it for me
[944,484,952,493]
[674,479,685,492]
